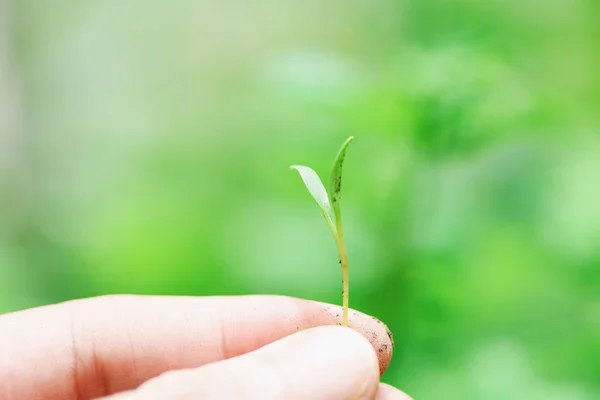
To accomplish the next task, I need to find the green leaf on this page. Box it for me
[329,136,354,221]
[290,165,338,238]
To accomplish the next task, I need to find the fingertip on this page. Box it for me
[255,325,382,400]
[294,325,381,369]
[271,325,381,378]
[312,302,394,374]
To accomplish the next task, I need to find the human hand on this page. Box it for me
[0,295,411,399]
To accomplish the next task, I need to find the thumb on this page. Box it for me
[102,326,382,400]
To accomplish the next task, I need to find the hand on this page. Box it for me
[0,295,411,399]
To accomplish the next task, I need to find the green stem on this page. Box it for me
[335,210,349,327]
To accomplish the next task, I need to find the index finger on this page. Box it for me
[0,295,394,400]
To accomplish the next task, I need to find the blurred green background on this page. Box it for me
[1,0,599,398]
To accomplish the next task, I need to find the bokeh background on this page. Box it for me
[1,0,599,398]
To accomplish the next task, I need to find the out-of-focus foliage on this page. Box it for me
[1,0,599,398]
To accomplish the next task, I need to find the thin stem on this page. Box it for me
[341,254,349,327]
[335,210,349,327]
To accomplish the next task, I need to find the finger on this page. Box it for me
[374,383,413,400]
[0,295,394,400]
[101,326,381,400]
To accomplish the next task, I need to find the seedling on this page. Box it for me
[290,136,354,327]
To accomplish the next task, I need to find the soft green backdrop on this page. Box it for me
[1,0,599,398]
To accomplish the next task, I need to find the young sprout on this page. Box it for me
[290,136,354,327]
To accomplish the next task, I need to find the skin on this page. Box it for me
[0,295,412,400]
